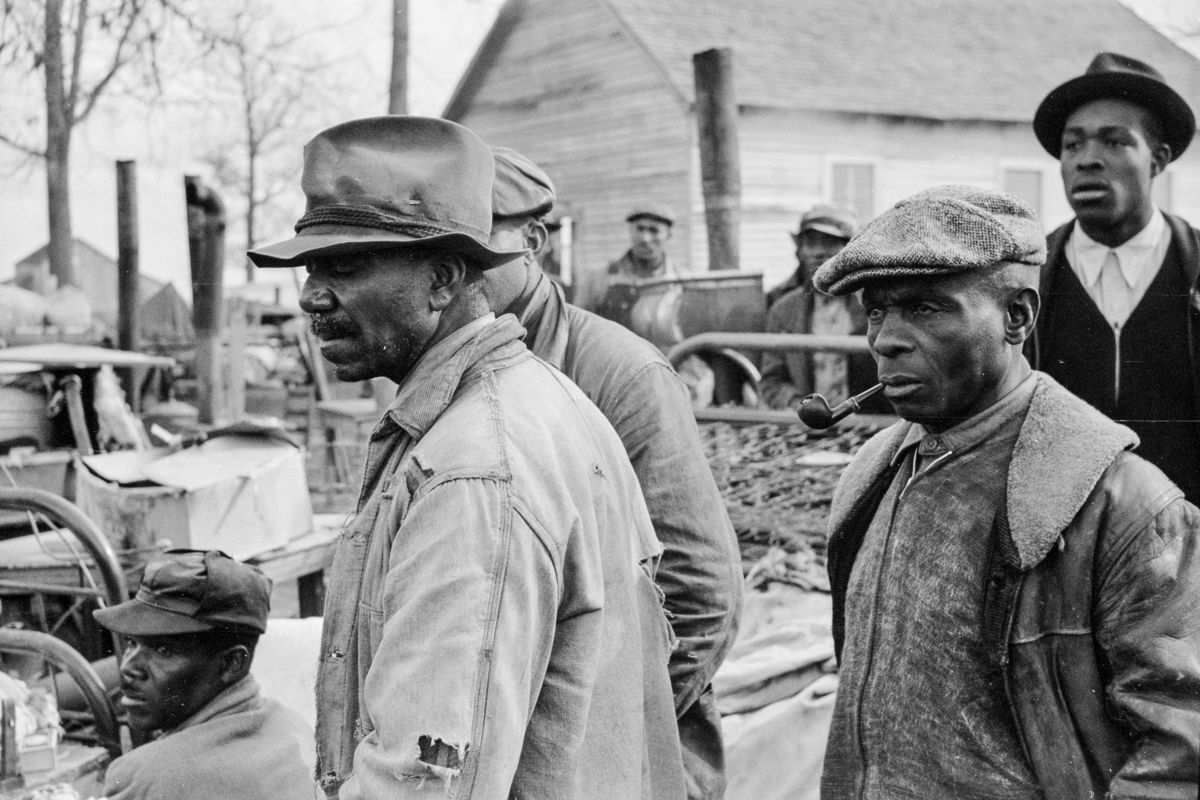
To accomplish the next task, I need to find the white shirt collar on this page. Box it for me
[1069,208,1166,289]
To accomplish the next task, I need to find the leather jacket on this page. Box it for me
[827,373,1200,798]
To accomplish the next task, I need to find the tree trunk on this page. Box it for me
[388,0,408,114]
[245,145,256,283]
[44,0,77,288]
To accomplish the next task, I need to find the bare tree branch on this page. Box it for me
[0,128,46,158]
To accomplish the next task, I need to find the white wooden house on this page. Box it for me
[444,0,1200,307]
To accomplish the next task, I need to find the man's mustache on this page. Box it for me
[309,314,359,339]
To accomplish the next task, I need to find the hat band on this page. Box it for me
[296,205,487,241]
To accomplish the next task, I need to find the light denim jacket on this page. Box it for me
[315,314,684,800]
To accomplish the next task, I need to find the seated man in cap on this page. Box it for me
[1029,52,1200,505]
[485,146,742,800]
[814,185,1200,798]
[758,204,888,413]
[94,549,314,800]
[248,116,683,800]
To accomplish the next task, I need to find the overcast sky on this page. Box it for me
[0,0,1195,301]
[0,0,505,298]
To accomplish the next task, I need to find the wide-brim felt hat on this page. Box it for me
[1034,52,1195,161]
[248,116,523,269]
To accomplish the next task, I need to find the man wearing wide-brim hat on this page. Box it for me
[249,116,684,800]
[1026,51,1200,505]
[813,184,1200,799]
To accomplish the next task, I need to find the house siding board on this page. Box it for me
[449,0,1200,310]
[453,0,693,308]
[736,110,1200,289]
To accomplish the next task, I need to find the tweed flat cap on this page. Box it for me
[812,185,1046,296]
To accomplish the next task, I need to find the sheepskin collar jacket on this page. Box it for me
[827,371,1200,798]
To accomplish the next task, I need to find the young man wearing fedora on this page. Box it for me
[814,185,1200,798]
[249,116,684,800]
[484,146,742,800]
[1028,52,1200,504]
[94,549,314,800]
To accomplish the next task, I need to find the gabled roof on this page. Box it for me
[15,238,115,268]
[608,0,1200,121]
[450,0,1200,124]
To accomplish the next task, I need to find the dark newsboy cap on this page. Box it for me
[248,116,523,269]
[813,185,1046,296]
[626,203,675,226]
[1034,52,1195,161]
[492,146,556,220]
[94,549,272,636]
[795,203,858,240]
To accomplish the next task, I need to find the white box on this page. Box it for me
[76,435,313,560]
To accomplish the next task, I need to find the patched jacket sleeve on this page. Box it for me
[339,477,564,800]
[1096,493,1200,798]
[605,362,743,713]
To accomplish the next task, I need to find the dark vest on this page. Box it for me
[1036,227,1200,502]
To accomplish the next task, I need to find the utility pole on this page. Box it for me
[185,176,226,424]
[116,160,140,407]
[693,47,742,272]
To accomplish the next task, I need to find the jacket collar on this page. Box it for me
[829,372,1136,570]
[381,314,527,439]
[167,674,261,736]
[517,274,571,370]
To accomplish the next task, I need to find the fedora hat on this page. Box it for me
[1033,52,1195,161]
[248,116,523,268]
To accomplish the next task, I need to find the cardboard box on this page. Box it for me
[75,434,313,560]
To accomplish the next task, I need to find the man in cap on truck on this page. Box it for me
[759,204,887,413]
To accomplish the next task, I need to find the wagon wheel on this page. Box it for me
[0,488,128,757]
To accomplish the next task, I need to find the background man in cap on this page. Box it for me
[814,185,1200,798]
[249,116,684,800]
[94,549,313,800]
[485,146,742,800]
[758,204,888,413]
[764,204,857,309]
[596,203,678,323]
[1029,52,1200,504]
[608,203,678,280]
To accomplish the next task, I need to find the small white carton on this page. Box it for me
[75,432,313,560]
